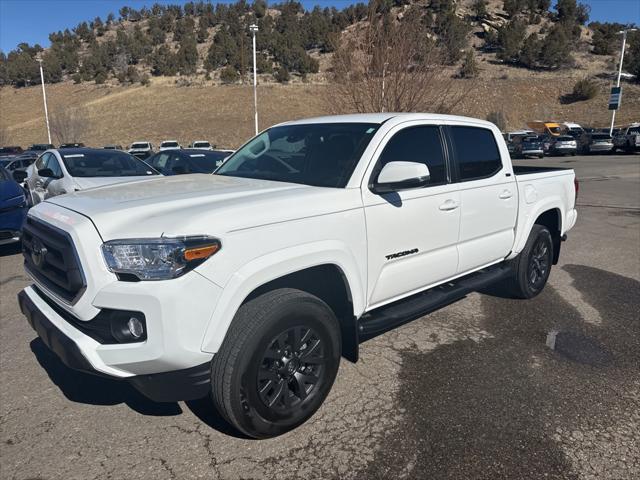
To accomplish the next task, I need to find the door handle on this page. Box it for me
[499,190,513,199]
[439,199,459,211]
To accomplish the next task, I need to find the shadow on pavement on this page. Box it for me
[30,337,249,438]
[30,338,182,417]
[362,264,639,479]
[185,397,251,440]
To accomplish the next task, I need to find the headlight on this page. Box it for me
[102,236,221,281]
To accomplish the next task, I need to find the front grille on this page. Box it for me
[22,216,86,303]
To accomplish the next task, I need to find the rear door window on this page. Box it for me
[449,127,502,181]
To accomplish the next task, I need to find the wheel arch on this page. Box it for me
[200,244,365,362]
[533,208,562,264]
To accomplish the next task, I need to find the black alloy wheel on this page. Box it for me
[257,325,326,411]
[528,237,550,290]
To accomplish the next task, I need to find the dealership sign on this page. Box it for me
[608,86,622,110]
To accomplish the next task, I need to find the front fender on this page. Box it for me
[200,240,365,354]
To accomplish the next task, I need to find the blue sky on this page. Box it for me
[1,0,639,52]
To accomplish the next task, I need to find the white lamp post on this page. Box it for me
[36,57,52,144]
[609,28,637,136]
[249,24,259,135]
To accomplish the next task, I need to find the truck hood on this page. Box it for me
[73,175,157,190]
[44,174,359,240]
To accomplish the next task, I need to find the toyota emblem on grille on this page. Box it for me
[31,238,47,267]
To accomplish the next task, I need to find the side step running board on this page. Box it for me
[358,264,512,342]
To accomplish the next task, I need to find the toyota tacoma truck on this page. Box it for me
[17,113,578,438]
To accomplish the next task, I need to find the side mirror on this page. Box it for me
[38,168,58,178]
[372,161,430,194]
[12,169,27,183]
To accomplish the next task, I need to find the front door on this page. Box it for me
[363,123,460,308]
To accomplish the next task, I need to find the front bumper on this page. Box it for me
[521,149,544,156]
[552,146,577,154]
[18,289,211,402]
[588,144,613,152]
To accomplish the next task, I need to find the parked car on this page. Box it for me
[147,149,233,175]
[612,123,640,153]
[547,135,577,156]
[527,121,563,137]
[562,122,584,138]
[159,140,182,151]
[190,140,214,150]
[517,135,545,158]
[578,133,613,154]
[26,143,54,153]
[503,134,517,156]
[0,155,36,173]
[0,146,23,159]
[103,145,124,150]
[128,141,153,157]
[24,148,159,206]
[17,113,578,439]
[0,166,28,245]
[59,142,85,148]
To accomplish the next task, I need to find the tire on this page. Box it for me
[211,288,341,438]
[507,225,554,299]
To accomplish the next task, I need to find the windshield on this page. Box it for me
[193,142,210,148]
[216,123,379,187]
[629,127,640,134]
[162,142,179,147]
[131,143,149,149]
[186,152,228,172]
[29,144,51,151]
[548,126,562,134]
[591,134,611,140]
[61,150,158,177]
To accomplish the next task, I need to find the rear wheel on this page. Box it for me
[211,288,341,438]
[507,225,553,299]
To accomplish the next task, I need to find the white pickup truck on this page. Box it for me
[18,113,578,438]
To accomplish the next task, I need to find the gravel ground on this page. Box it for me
[1,154,638,480]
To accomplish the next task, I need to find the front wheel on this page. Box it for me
[211,288,341,438]
[507,225,554,299]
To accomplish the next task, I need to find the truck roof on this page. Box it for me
[280,113,496,128]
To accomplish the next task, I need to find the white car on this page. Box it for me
[24,148,159,206]
[159,140,182,151]
[127,141,153,155]
[190,140,213,150]
[18,113,578,439]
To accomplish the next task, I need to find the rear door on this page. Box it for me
[447,125,517,273]
[363,122,460,307]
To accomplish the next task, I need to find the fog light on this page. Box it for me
[127,317,144,339]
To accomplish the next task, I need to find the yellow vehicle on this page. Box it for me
[527,121,563,137]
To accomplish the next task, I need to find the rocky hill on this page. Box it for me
[1,0,638,148]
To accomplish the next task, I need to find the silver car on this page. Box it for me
[25,148,159,206]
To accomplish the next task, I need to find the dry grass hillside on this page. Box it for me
[1,74,638,149]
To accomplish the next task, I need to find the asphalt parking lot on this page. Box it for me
[1,154,638,480]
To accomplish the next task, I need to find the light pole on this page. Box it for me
[609,28,637,136]
[249,24,259,135]
[36,57,52,144]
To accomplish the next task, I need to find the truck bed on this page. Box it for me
[513,165,571,175]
